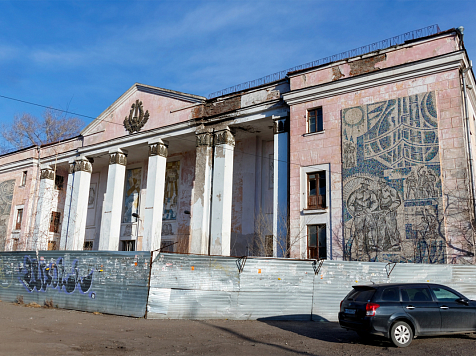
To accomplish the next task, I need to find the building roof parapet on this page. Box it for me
[208,24,442,99]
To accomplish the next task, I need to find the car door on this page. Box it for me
[400,285,441,335]
[430,285,476,332]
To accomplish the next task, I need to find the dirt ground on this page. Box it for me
[1,301,475,356]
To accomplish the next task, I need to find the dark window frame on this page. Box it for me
[307,107,323,133]
[83,241,93,251]
[307,224,327,259]
[20,171,27,187]
[15,208,23,230]
[307,171,326,209]
[121,240,136,251]
[49,212,61,233]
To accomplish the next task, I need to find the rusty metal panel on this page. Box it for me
[0,251,150,317]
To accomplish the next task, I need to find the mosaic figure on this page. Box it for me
[163,161,180,221]
[342,92,445,263]
[123,168,141,223]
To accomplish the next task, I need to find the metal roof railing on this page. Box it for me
[208,24,441,99]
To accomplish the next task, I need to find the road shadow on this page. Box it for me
[257,315,393,347]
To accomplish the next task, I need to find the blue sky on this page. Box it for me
[0,0,475,129]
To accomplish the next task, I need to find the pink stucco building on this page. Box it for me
[1,26,475,263]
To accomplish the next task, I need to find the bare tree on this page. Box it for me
[1,109,83,152]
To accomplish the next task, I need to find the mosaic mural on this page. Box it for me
[123,168,142,224]
[342,92,445,263]
[162,161,180,247]
[0,180,15,250]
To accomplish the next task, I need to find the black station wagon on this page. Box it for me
[338,283,476,347]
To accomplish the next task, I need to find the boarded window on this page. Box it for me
[308,107,323,133]
[48,241,57,251]
[308,224,327,259]
[15,209,23,230]
[307,172,326,209]
[49,212,61,233]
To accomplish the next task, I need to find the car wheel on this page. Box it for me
[390,321,413,347]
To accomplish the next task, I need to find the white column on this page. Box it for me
[142,140,168,251]
[33,167,55,250]
[190,132,213,254]
[210,129,235,256]
[273,116,289,257]
[59,157,93,250]
[99,149,127,251]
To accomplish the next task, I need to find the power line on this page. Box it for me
[0,92,319,169]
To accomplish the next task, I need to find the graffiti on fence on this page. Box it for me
[18,255,95,297]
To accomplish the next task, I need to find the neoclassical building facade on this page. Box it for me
[1,27,475,263]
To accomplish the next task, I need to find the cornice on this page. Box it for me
[283,51,465,105]
[0,158,38,174]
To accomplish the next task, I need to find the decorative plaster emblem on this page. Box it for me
[149,142,168,157]
[123,99,150,134]
[273,117,288,134]
[109,152,127,166]
[196,132,213,147]
[214,130,235,146]
[40,168,55,180]
[69,159,93,174]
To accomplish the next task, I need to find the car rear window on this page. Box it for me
[346,288,375,302]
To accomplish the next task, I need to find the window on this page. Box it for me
[431,287,460,302]
[380,287,400,302]
[15,209,23,230]
[308,224,327,259]
[55,175,64,190]
[121,240,135,251]
[307,172,326,209]
[83,241,93,251]
[308,107,323,133]
[12,238,19,251]
[49,212,61,233]
[401,287,432,302]
[20,171,27,186]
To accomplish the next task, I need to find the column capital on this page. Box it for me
[214,129,235,146]
[109,151,127,166]
[149,141,168,157]
[196,132,213,147]
[69,157,93,174]
[273,116,289,134]
[40,167,55,180]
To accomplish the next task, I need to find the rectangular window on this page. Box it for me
[308,108,323,133]
[307,172,326,209]
[121,240,135,251]
[55,175,64,190]
[12,238,19,251]
[83,241,93,251]
[20,171,27,186]
[308,224,327,259]
[48,241,57,251]
[49,212,61,233]
[15,209,23,230]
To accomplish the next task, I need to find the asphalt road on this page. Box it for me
[0,301,475,355]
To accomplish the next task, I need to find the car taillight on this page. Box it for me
[365,303,380,316]
[340,300,343,309]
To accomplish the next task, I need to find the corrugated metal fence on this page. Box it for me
[2,251,476,321]
[0,251,150,317]
[148,254,476,321]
